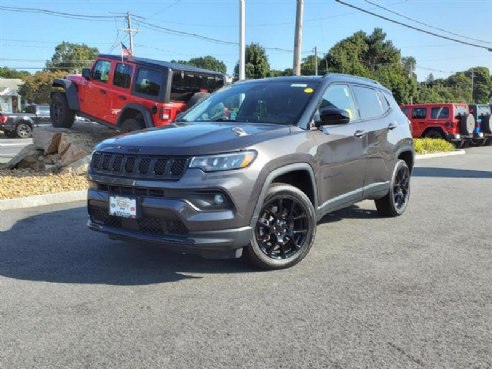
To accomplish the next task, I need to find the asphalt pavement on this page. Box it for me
[0,146,491,369]
[0,133,32,164]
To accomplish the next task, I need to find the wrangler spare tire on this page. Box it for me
[459,114,475,136]
[480,114,491,134]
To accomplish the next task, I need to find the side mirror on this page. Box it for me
[82,68,91,80]
[317,107,350,126]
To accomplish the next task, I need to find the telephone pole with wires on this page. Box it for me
[293,0,304,75]
[123,11,139,55]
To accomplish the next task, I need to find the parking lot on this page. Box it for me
[0,146,491,369]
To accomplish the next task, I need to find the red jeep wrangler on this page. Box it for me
[50,54,225,131]
[400,103,476,147]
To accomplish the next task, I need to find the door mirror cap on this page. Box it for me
[317,107,351,126]
[82,68,91,80]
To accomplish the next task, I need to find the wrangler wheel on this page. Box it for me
[50,92,75,128]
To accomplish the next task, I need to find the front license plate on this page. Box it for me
[109,195,138,218]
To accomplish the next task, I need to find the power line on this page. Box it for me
[0,6,121,21]
[362,0,492,45]
[334,0,492,52]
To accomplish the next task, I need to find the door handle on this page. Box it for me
[354,130,366,138]
[119,95,127,100]
[388,122,397,130]
[99,89,106,94]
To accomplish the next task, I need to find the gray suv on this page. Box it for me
[87,74,414,269]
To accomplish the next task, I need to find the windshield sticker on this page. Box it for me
[304,87,314,94]
[291,83,308,88]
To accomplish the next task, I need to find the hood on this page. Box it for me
[96,122,292,156]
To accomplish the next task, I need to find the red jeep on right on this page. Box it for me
[400,103,476,148]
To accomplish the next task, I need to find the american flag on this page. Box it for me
[121,42,133,58]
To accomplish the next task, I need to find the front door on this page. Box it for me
[80,59,112,123]
[314,83,367,212]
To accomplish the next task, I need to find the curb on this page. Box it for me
[0,190,87,211]
[0,150,467,211]
[415,149,465,160]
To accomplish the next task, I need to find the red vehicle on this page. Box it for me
[50,54,225,131]
[400,103,476,147]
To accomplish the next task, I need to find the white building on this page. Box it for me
[0,78,23,113]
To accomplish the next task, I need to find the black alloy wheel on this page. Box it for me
[375,160,411,217]
[246,184,316,270]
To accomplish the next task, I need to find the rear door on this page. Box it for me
[411,106,427,137]
[107,62,135,125]
[314,83,366,210]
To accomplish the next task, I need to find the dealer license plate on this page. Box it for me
[109,195,138,218]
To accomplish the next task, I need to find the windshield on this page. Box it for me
[178,80,319,125]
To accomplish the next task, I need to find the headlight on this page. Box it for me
[189,151,256,172]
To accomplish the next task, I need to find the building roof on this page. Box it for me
[0,78,23,96]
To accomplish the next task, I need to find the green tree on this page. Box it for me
[46,42,98,73]
[301,55,322,76]
[18,70,66,104]
[466,67,492,103]
[171,56,227,74]
[234,43,270,79]
[401,56,416,79]
[0,67,30,79]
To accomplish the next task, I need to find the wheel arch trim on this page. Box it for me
[249,163,318,228]
[51,79,80,111]
[117,103,154,128]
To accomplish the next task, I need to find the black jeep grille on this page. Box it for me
[89,206,188,236]
[91,152,188,180]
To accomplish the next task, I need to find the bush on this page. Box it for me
[414,138,455,154]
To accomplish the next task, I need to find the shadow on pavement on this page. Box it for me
[319,204,379,224]
[0,206,253,286]
[413,167,492,179]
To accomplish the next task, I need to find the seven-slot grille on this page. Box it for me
[91,152,188,179]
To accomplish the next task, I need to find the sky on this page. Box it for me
[0,0,491,82]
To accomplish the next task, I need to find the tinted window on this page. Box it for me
[454,105,468,118]
[24,105,35,113]
[320,84,359,121]
[113,63,133,89]
[135,68,162,97]
[92,60,111,83]
[412,108,427,119]
[180,80,319,125]
[352,86,384,119]
[171,71,224,101]
[431,107,449,119]
[401,107,409,116]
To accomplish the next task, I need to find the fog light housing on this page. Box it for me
[186,192,231,211]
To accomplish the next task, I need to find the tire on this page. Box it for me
[454,140,466,149]
[375,159,411,217]
[50,92,75,128]
[480,114,491,134]
[15,122,32,138]
[244,183,316,270]
[120,118,145,132]
[186,92,210,110]
[459,114,475,136]
[470,138,487,147]
[423,128,444,139]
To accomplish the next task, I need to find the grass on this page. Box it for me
[413,138,456,155]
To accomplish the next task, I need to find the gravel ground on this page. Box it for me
[0,169,88,199]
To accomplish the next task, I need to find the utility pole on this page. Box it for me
[470,68,474,103]
[313,46,318,76]
[293,0,304,76]
[125,11,139,54]
[239,0,246,80]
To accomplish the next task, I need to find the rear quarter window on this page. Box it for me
[430,107,449,119]
[353,86,385,119]
[135,68,162,97]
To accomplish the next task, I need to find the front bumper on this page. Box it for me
[87,183,254,254]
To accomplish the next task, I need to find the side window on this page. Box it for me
[135,68,162,97]
[92,60,111,83]
[113,63,134,89]
[319,84,359,121]
[412,108,427,119]
[171,71,216,101]
[430,107,449,119]
[376,90,390,113]
[352,86,384,119]
[401,107,409,117]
